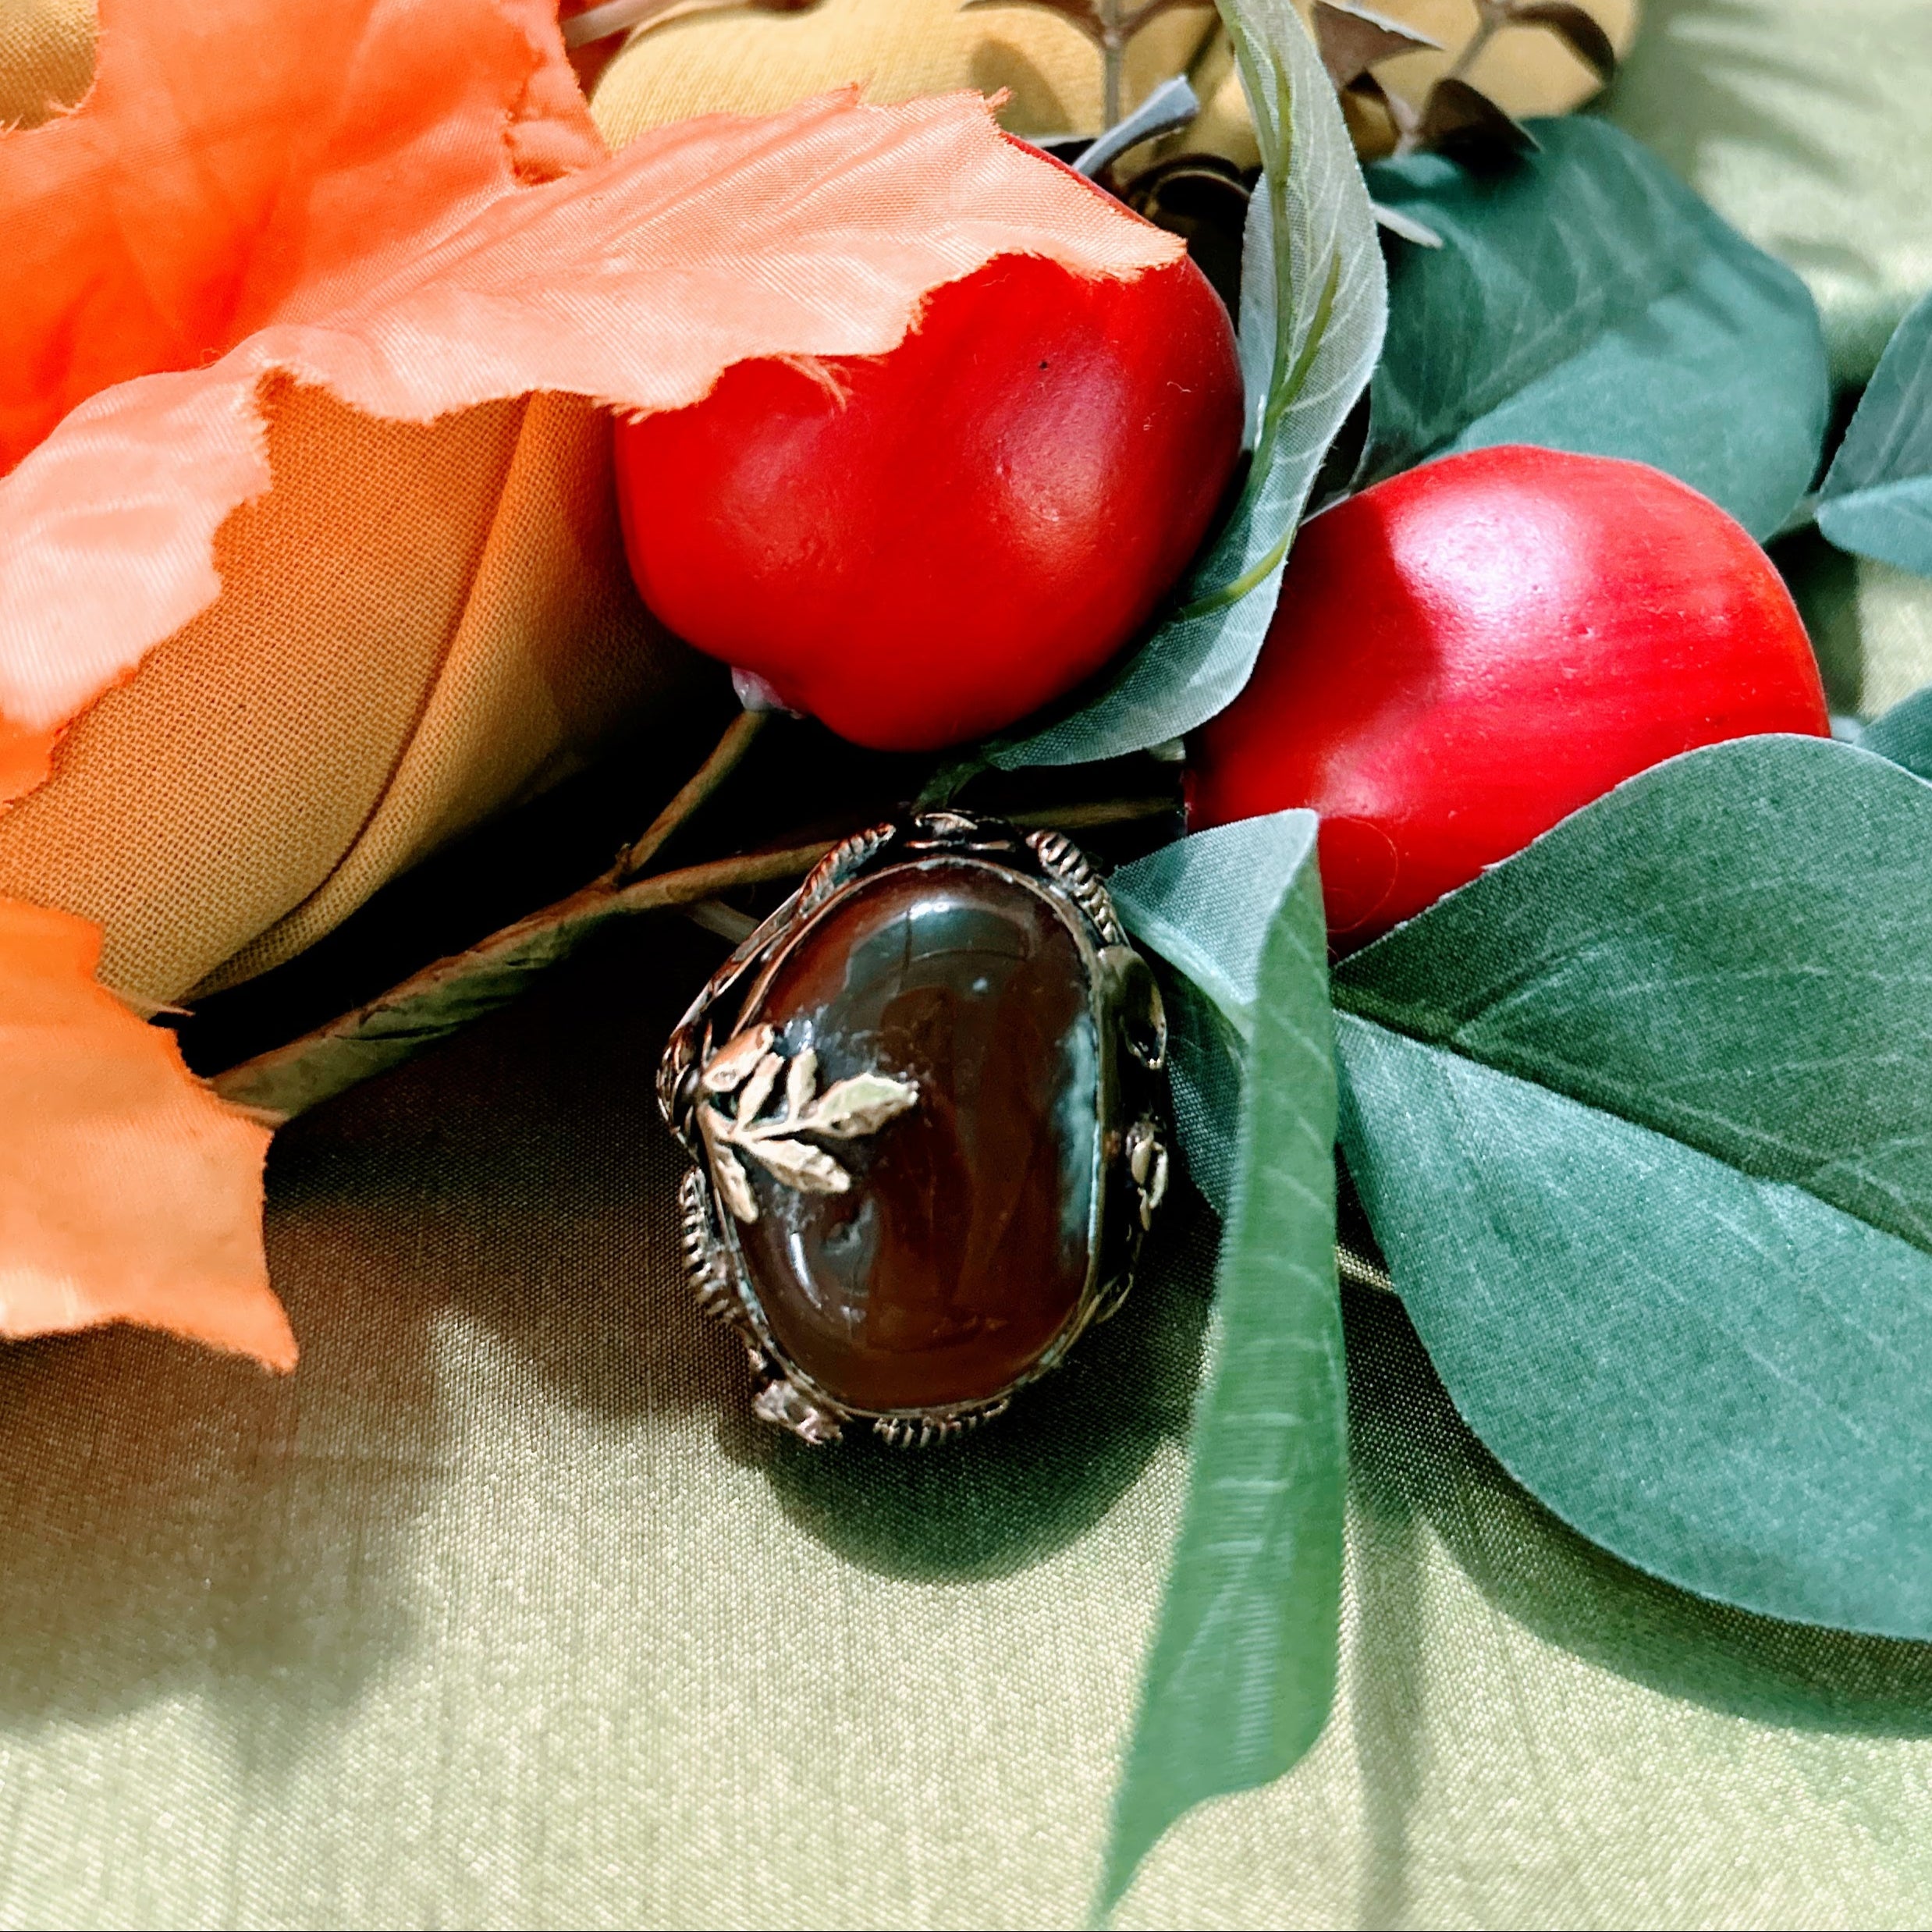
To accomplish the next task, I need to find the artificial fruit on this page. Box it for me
[1185,445,1831,943]
[614,247,1245,751]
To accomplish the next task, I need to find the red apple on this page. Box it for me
[1186,446,1831,945]
[613,249,1245,751]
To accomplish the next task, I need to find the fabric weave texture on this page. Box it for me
[3,922,1930,1928]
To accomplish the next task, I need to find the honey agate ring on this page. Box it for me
[657,809,1171,1447]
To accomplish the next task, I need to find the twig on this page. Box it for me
[1071,73,1199,182]
[682,899,760,945]
[212,795,1176,1123]
[1445,0,1506,83]
[1335,1240,1394,1295]
[213,840,832,1122]
[615,709,766,882]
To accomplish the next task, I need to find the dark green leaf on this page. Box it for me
[1114,808,1319,1214]
[993,0,1384,769]
[1364,116,1829,539]
[1103,812,1343,1912]
[1862,679,1932,780]
[1817,288,1932,577]
[1333,734,1932,1635]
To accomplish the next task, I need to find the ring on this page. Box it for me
[658,808,1171,1446]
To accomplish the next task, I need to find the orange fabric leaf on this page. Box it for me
[0,897,289,1367]
[0,0,1179,800]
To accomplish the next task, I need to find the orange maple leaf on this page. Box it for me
[0,0,1177,804]
[0,900,289,1368]
[0,0,1177,1363]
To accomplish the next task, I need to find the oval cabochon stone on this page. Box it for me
[735,858,1102,1412]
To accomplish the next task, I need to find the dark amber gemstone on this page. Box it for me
[661,809,1169,1444]
[733,859,1097,1413]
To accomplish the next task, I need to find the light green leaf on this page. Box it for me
[1113,809,1318,1215]
[1103,812,1342,1912]
[1363,117,1828,540]
[1333,733,1932,1635]
[1817,289,1932,577]
[992,0,1384,769]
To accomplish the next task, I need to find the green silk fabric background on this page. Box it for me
[3,1,1932,1925]
[1602,0,1932,719]
[11,923,1932,1932]
[4,922,1931,1930]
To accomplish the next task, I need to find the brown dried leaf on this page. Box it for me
[1419,76,1540,164]
[744,1137,853,1195]
[701,1024,776,1094]
[806,1073,921,1138]
[1312,1,1439,89]
[1508,0,1618,83]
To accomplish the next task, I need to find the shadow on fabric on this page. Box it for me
[737,1200,1215,1585]
[1344,1284,1932,1740]
[0,912,726,1755]
[0,1170,438,1754]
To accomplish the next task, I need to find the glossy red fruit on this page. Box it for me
[613,249,1245,751]
[1186,446,1831,945]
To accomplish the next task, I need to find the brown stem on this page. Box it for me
[614,707,767,881]
[211,840,832,1123]
[1446,0,1506,83]
[1102,0,1123,128]
[213,795,1176,1124]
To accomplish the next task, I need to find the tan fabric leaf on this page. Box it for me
[588,0,1221,145]
[0,0,93,131]
[0,0,1176,1004]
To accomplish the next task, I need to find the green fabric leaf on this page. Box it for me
[1112,810,1318,1216]
[1863,680,1932,780]
[1332,733,1932,1635]
[1817,289,1932,577]
[992,0,1383,769]
[1102,813,1343,1912]
[1362,117,1829,540]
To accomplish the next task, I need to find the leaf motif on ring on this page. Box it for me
[697,1032,918,1221]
